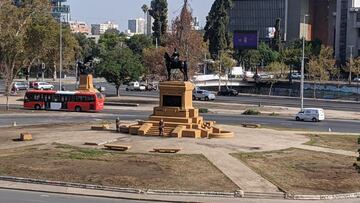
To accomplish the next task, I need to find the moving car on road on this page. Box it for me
[33,82,54,90]
[353,77,360,82]
[12,82,29,91]
[217,88,238,96]
[295,108,325,122]
[192,89,215,101]
[289,72,302,80]
[24,90,105,112]
[125,81,146,91]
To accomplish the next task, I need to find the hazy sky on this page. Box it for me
[67,0,214,31]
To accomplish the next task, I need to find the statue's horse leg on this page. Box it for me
[167,66,171,81]
[183,62,188,81]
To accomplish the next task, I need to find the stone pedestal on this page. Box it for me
[123,81,233,139]
[77,74,98,92]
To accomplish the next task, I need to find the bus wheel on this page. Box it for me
[75,106,82,112]
[34,104,41,110]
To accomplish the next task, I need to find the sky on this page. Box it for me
[67,0,214,31]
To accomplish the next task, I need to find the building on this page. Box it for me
[229,0,336,46]
[146,13,153,36]
[91,21,119,35]
[69,21,91,35]
[51,0,70,22]
[335,0,360,62]
[128,18,145,34]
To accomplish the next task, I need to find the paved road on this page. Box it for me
[1,108,359,133]
[0,189,156,203]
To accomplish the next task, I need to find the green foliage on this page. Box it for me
[149,0,168,44]
[74,33,100,60]
[97,33,144,96]
[204,0,232,59]
[258,42,280,65]
[242,109,261,115]
[126,34,153,57]
[209,51,236,76]
[199,108,209,113]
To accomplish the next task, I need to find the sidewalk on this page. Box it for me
[202,149,281,193]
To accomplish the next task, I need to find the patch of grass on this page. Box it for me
[304,134,360,152]
[232,148,360,195]
[0,147,238,192]
[52,142,78,150]
[242,109,261,115]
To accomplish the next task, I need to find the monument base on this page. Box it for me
[77,74,98,93]
[122,81,233,139]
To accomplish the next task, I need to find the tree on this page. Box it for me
[166,0,208,79]
[149,0,168,45]
[204,0,232,59]
[266,62,287,95]
[307,46,335,98]
[126,34,153,57]
[258,42,280,66]
[272,18,282,51]
[142,46,167,81]
[74,33,100,60]
[97,33,144,96]
[0,0,52,110]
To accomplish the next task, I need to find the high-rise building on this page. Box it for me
[128,18,145,34]
[229,0,336,45]
[91,21,119,35]
[335,0,360,63]
[146,13,153,36]
[69,21,91,35]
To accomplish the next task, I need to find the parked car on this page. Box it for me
[33,82,54,90]
[290,72,302,79]
[192,89,216,101]
[126,82,146,91]
[217,88,238,96]
[13,82,29,91]
[255,73,275,80]
[295,108,325,122]
[353,77,360,82]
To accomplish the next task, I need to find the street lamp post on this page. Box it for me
[59,15,63,90]
[300,14,309,110]
[348,45,354,85]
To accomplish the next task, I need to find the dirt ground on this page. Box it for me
[305,133,360,152]
[232,148,360,195]
[0,144,238,192]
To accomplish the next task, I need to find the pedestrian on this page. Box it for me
[116,117,120,133]
[159,119,164,136]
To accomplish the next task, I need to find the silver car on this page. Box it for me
[192,89,216,101]
[13,82,29,91]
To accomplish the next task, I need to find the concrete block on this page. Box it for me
[20,133,32,141]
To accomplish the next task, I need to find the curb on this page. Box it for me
[0,176,244,198]
[105,102,139,107]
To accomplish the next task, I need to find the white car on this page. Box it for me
[290,73,302,79]
[34,82,54,90]
[353,77,360,82]
[295,108,325,122]
[126,82,146,91]
[193,89,216,101]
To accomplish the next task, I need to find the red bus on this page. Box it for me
[24,90,105,112]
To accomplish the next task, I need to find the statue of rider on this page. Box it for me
[171,48,180,64]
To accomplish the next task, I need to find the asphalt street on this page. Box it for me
[67,81,360,112]
[0,189,158,203]
[1,108,359,133]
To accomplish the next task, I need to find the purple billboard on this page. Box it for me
[233,31,258,49]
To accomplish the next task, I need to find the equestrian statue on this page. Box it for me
[164,48,188,81]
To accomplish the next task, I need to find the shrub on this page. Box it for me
[199,108,209,113]
[242,109,261,115]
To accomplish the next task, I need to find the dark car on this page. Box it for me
[217,88,238,96]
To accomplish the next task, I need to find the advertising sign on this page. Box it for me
[233,31,258,49]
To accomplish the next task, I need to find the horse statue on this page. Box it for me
[164,52,189,81]
[78,56,94,75]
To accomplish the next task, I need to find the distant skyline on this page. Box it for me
[67,0,214,31]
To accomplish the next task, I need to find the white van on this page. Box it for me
[295,108,325,122]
